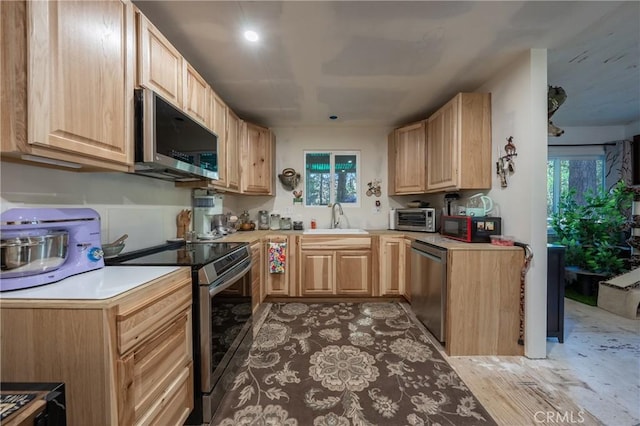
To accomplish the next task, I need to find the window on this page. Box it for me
[304,151,360,207]
[547,154,605,216]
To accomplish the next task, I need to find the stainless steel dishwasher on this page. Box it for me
[411,240,447,342]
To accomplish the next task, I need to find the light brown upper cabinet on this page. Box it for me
[136,10,184,108]
[388,121,427,194]
[1,0,134,171]
[226,109,241,191]
[241,122,273,194]
[427,93,491,191]
[185,64,209,127]
[210,92,228,186]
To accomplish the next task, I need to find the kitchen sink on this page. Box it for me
[303,228,369,235]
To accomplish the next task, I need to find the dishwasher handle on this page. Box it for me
[411,240,447,264]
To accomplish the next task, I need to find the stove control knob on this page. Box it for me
[88,247,104,261]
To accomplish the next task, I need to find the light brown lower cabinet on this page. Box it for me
[263,235,294,296]
[378,236,405,296]
[250,240,264,310]
[445,248,524,356]
[403,238,412,301]
[0,268,194,426]
[299,236,372,296]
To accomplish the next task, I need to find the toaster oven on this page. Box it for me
[395,208,437,232]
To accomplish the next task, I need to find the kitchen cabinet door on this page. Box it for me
[264,236,291,296]
[250,241,263,311]
[241,122,273,194]
[403,238,412,301]
[226,109,241,191]
[336,250,371,295]
[0,268,193,425]
[137,10,184,108]
[388,121,427,194]
[446,248,523,356]
[427,93,491,191]
[210,92,228,187]
[379,236,405,296]
[185,63,209,127]
[300,250,335,295]
[4,0,135,170]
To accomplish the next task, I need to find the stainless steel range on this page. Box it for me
[106,241,252,425]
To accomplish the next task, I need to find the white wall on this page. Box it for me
[548,125,626,145]
[0,161,191,251]
[477,49,549,358]
[624,119,640,139]
[228,126,396,229]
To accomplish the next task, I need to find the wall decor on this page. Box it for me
[292,190,303,204]
[496,136,518,188]
[278,168,301,191]
[366,179,382,197]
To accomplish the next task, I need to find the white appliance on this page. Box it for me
[192,190,223,238]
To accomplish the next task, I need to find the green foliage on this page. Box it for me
[550,180,632,275]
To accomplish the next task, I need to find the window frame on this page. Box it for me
[303,150,361,208]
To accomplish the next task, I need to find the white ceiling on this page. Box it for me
[133,1,640,129]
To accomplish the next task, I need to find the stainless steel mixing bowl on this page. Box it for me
[0,231,69,278]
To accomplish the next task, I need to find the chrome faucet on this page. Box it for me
[331,202,343,228]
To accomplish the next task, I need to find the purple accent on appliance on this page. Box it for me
[1,208,104,292]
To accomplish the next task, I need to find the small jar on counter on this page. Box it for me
[270,213,281,230]
[258,210,270,230]
[280,217,292,230]
[293,221,304,230]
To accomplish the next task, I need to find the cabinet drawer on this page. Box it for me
[117,278,191,354]
[135,364,193,426]
[300,237,371,250]
[124,311,191,423]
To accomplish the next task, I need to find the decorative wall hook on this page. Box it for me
[496,136,518,188]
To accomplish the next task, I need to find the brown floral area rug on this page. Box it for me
[212,302,496,426]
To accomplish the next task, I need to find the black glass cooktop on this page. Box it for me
[105,241,248,268]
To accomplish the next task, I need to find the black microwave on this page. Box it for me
[441,215,502,243]
[133,88,219,182]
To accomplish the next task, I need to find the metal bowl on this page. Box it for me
[0,231,69,278]
[101,243,125,258]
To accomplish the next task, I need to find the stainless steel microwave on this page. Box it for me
[133,88,219,182]
[395,208,437,232]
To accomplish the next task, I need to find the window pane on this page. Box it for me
[334,154,357,204]
[548,155,605,218]
[547,160,555,216]
[305,153,330,206]
[559,159,603,205]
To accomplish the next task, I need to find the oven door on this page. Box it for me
[198,257,252,422]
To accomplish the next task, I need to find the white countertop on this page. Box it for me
[0,266,182,300]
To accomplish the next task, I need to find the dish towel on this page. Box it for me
[268,242,287,274]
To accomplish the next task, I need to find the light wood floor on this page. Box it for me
[445,299,640,426]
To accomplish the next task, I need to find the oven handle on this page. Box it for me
[208,260,252,297]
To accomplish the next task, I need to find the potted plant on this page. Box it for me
[550,180,633,297]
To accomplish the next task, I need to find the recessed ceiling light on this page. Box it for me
[244,30,259,42]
